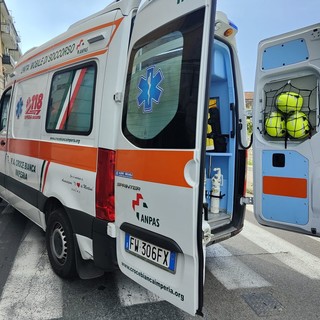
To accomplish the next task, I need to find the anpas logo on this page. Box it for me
[132,193,160,227]
[137,66,164,113]
[76,39,88,54]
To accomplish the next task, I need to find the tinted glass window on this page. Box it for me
[46,63,96,135]
[0,88,11,131]
[126,32,183,140]
[123,9,205,149]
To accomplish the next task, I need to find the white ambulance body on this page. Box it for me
[253,23,320,237]
[0,0,249,315]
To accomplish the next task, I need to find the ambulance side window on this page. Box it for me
[0,88,12,131]
[122,9,205,149]
[46,63,96,135]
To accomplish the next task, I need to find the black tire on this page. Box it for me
[45,208,77,279]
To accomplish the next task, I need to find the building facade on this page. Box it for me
[0,0,21,94]
[245,91,253,109]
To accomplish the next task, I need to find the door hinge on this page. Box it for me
[240,197,254,205]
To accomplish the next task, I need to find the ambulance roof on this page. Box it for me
[18,0,140,64]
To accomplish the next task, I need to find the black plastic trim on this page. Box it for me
[196,1,217,316]
[92,218,117,271]
[230,102,236,138]
[66,207,94,239]
[120,222,183,254]
[5,175,39,208]
[0,172,5,191]
[0,172,94,239]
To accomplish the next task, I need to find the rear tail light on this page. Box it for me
[96,148,115,221]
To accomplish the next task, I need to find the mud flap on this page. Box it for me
[74,235,104,280]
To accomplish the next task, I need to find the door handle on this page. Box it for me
[1,140,6,146]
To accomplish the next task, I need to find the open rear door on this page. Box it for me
[253,23,320,237]
[115,0,216,316]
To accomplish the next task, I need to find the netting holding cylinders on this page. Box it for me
[263,81,318,145]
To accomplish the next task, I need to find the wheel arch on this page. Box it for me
[43,197,65,225]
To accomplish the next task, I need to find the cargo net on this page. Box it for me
[263,82,318,147]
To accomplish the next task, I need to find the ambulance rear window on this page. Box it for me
[122,9,205,149]
[46,63,96,135]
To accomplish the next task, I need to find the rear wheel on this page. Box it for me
[46,208,77,278]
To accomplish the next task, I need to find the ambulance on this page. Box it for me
[3,0,317,317]
[0,0,249,315]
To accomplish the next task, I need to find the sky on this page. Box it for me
[5,0,320,91]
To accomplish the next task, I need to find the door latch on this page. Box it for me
[240,197,254,205]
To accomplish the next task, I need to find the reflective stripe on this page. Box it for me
[16,18,124,68]
[116,150,193,188]
[263,176,307,198]
[7,139,97,172]
[16,18,124,83]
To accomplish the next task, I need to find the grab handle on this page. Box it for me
[230,103,236,138]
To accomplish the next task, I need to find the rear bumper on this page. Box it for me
[92,218,118,271]
[67,207,117,272]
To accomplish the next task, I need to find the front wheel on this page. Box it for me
[46,208,77,278]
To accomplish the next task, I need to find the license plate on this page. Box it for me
[125,233,176,273]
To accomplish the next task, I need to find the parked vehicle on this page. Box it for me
[2,0,318,316]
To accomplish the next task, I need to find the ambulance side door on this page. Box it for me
[115,0,216,316]
[253,23,320,236]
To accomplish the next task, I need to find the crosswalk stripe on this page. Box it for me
[0,225,63,320]
[205,244,271,290]
[116,272,162,307]
[1,216,318,313]
[242,221,320,279]
[117,243,271,304]
[308,235,320,242]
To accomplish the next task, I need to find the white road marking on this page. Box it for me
[116,272,162,306]
[242,221,320,279]
[308,235,320,242]
[2,216,319,313]
[205,244,271,290]
[0,225,63,320]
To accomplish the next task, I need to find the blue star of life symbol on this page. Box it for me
[137,66,164,113]
[16,97,23,119]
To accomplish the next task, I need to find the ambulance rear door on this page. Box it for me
[115,0,216,316]
[253,23,320,236]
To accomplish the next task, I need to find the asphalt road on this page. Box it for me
[0,202,320,320]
